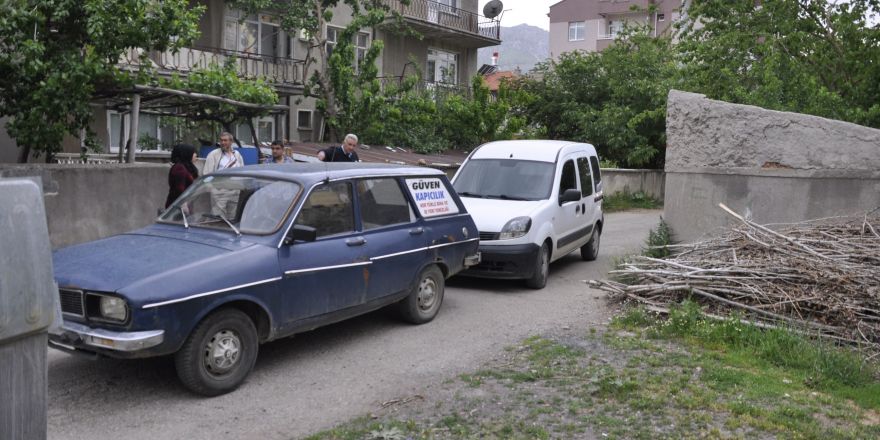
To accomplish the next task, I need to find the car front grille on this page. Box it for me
[479,231,498,241]
[59,288,85,317]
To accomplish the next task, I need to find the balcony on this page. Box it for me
[385,0,501,48]
[119,46,306,95]
[378,76,471,100]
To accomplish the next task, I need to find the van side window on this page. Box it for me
[295,181,354,238]
[589,156,602,193]
[576,157,593,197]
[357,178,415,230]
[559,159,578,197]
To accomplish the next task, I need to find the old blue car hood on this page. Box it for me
[53,231,255,293]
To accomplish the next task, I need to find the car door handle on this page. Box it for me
[582,203,586,212]
[409,227,424,235]
[575,205,581,214]
[346,237,366,246]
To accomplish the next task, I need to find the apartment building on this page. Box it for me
[548,0,681,58]
[0,0,500,162]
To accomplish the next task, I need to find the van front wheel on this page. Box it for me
[526,242,550,289]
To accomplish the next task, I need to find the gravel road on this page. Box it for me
[47,209,661,440]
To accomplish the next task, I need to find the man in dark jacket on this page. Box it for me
[318,133,360,162]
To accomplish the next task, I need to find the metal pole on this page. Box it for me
[127,94,141,163]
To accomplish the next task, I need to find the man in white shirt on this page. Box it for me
[203,132,245,218]
[203,132,244,174]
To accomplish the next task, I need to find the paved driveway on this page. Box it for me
[47,209,661,440]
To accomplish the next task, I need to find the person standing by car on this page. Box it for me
[317,133,360,162]
[203,132,244,218]
[203,132,244,174]
[165,144,199,208]
[262,140,294,164]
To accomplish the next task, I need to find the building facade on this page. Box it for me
[0,0,501,162]
[548,0,681,58]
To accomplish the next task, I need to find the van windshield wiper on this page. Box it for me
[457,191,485,198]
[484,194,529,201]
[204,213,241,236]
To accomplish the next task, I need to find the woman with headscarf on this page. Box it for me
[165,144,199,208]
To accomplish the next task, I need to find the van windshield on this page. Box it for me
[453,159,555,201]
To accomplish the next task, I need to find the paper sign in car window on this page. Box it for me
[405,178,460,218]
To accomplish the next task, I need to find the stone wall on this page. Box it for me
[0,163,168,249]
[600,169,665,201]
[664,90,880,242]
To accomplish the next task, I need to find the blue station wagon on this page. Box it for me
[50,164,480,396]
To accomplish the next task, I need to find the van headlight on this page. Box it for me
[499,216,532,240]
[86,292,129,322]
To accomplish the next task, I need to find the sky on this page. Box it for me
[478,0,557,30]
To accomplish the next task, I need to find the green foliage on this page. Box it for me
[602,190,663,213]
[0,0,204,159]
[678,0,880,128]
[162,61,278,128]
[509,26,676,169]
[643,217,672,258]
[359,76,522,153]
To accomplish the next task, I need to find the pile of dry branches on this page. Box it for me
[590,204,880,349]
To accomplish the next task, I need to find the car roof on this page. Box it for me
[470,140,596,163]
[211,162,446,186]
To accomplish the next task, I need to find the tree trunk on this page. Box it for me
[16,145,30,163]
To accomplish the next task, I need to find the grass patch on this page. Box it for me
[603,190,662,212]
[308,306,880,439]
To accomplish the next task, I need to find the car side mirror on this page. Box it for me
[284,224,317,245]
[559,188,581,205]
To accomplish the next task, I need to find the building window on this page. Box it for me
[224,8,283,58]
[568,21,585,41]
[235,117,275,145]
[427,48,458,84]
[608,20,624,37]
[657,13,666,21]
[297,110,313,130]
[326,25,340,58]
[356,32,370,67]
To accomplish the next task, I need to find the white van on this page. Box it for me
[451,140,604,289]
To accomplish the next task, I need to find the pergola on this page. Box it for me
[98,84,290,163]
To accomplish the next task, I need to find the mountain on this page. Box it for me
[478,24,550,73]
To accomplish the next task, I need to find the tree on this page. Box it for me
[510,27,676,168]
[0,0,204,162]
[227,0,409,142]
[677,0,880,128]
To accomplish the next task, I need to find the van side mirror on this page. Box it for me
[559,188,581,205]
[284,224,317,245]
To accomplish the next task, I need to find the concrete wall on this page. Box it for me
[664,90,880,242]
[601,168,665,200]
[0,163,169,249]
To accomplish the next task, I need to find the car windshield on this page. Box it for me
[453,159,555,201]
[159,175,301,235]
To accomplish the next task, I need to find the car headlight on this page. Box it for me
[85,293,129,322]
[499,216,532,240]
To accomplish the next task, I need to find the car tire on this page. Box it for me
[399,265,445,324]
[581,227,600,261]
[174,308,259,397]
[526,242,550,289]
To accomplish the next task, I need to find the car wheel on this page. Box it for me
[174,308,259,397]
[399,265,445,324]
[526,242,550,289]
[581,227,601,261]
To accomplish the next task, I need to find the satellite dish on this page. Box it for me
[483,0,504,19]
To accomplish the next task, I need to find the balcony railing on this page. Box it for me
[385,0,500,41]
[378,77,471,99]
[119,46,305,88]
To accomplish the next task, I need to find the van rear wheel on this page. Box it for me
[526,242,550,289]
[581,227,600,261]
